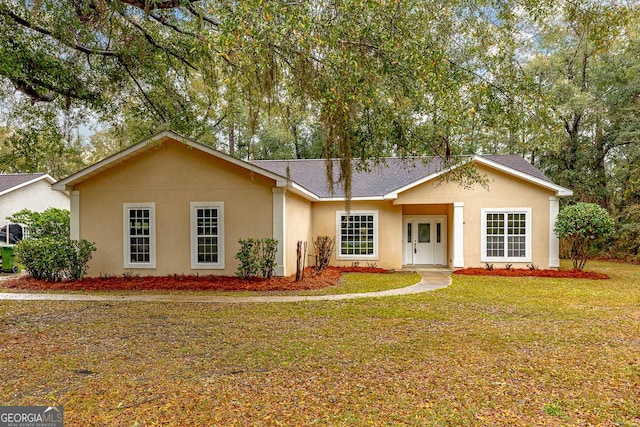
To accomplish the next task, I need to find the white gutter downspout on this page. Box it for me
[549,196,560,268]
[272,187,286,276]
[453,202,465,268]
[70,191,80,240]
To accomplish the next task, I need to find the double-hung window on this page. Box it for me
[123,203,156,268]
[190,202,224,269]
[336,211,378,259]
[481,208,531,262]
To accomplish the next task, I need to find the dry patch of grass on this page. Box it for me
[1,261,639,426]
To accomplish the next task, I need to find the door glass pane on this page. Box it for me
[407,223,412,241]
[418,223,430,243]
[436,223,441,243]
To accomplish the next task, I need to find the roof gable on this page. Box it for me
[53,130,291,192]
[0,173,55,197]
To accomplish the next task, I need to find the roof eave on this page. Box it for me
[287,182,320,201]
[1,174,57,196]
[316,195,387,202]
[474,156,573,197]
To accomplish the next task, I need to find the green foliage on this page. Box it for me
[0,104,86,178]
[7,208,70,239]
[612,204,640,260]
[543,401,564,417]
[235,238,279,280]
[14,237,96,281]
[235,238,259,279]
[555,203,614,270]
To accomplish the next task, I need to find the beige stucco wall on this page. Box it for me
[74,139,275,277]
[284,191,313,276]
[395,164,556,268]
[311,200,403,270]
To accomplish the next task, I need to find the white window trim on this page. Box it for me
[123,202,156,269]
[481,208,532,263]
[190,202,225,269]
[336,210,379,260]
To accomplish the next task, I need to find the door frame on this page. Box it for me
[403,215,447,266]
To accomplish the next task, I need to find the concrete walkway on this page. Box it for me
[0,271,450,303]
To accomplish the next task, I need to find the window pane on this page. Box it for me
[418,223,430,243]
[485,211,528,259]
[195,208,219,264]
[340,214,375,256]
[486,236,504,257]
[436,223,441,243]
[508,236,526,257]
[485,213,505,257]
[129,208,151,263]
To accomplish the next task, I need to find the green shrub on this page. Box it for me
[7,208,70,239]
[235,238,279,279]
[14,237,96,281]
[555,202,614,270]
[260,238,279,279]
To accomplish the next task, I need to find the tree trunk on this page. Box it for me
[228,121,235,156]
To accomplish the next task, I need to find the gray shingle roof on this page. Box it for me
[481,155,552,183]
[252,155,554,198]
[0,173,47,194]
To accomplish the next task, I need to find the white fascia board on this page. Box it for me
[317,195,387,202]
[474,156,573,197]
[0,174,56,197]
[383,157,475,198]
[383,170,454,199]
[287,182,320,201]
[52,136,156,191]
[52,130,290,191]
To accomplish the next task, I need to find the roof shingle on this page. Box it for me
[0,173,47,194]
[252,155,553,198]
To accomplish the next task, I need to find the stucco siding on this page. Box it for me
[75,139,275,277]
[0,180,70,224]
[284,192,313,276]
[311,201,403,270]
[395,164,555,268]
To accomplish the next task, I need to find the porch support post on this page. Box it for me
[70,190,80,240]
[549,196,560,268]
[272,187,286,276]
[453,202,464,268]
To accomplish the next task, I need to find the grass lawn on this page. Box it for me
[1,260,639,426]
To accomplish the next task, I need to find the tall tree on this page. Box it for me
[524,1,637,206]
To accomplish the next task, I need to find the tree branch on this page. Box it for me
[185,3,221,27]
[119,12,198,70]
[120,0,190,11]
[120,58,167,121]
[1,8,118,57]
[149,13,200,38]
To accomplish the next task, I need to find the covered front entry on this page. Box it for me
[403,215,447,266]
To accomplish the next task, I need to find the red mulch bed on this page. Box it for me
[1,267,390,292]
[453,268,609,280]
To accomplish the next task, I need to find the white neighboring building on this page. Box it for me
[0,173,70,226]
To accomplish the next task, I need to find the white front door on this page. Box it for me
[404,216,447,266]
